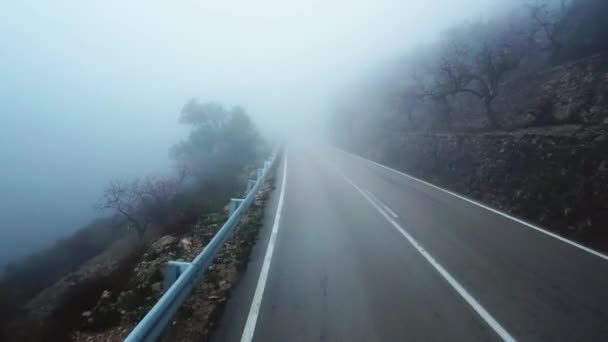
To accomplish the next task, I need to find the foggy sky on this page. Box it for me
[0,0,513,266]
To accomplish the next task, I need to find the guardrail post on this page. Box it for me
[163,261,192,290]
[229,198,245,216]
[125,148,280,342]
[246,180,256,194]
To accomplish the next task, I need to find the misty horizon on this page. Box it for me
[0,0,515,267]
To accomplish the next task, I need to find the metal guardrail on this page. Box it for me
[125,149,280,342]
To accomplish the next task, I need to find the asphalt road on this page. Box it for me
[211,144,608,342]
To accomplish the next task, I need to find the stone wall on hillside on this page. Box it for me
[368,124,608,249]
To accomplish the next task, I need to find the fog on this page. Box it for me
[0,0,514,267]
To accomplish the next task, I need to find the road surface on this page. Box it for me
[211,144,608,342]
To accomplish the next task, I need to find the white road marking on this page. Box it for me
[363,189,399,218]
[341,173,516,342]
[337,148,608,262]
[240,151,288,342]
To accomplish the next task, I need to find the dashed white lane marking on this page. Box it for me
[363,189,399,218]
[341,173,516,342]
[240,151,288,342]
[337,148,608,262]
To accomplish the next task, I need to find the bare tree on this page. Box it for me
[393,89,419,129]
[527,0,569,52]
[175,159,191,184]
[99,180,148,238]
[99,176,179,239]
[409,69,455,130]
[428,22,529,128]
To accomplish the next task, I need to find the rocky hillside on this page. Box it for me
[361,124,608,250]
[0,99,267,342]
[332,0,608,251]
[349,52,608,249]
[73,176,274,342]
[3,171,276,342]
[497,54,608,127]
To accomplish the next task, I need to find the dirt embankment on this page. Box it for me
[369,124,608,250]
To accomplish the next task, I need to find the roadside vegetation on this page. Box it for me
[331,0,608,250]
[331,0,608,138]
[0,99,266,341]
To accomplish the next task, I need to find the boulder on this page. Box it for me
[179,238,192,251]
[150,236,177,252]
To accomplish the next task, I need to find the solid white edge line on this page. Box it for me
[363,189,399,218]
[240,151,288,342]
[336,148,608,262]
[341,174,516,342]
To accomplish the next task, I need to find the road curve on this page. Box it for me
[211,143,608,342]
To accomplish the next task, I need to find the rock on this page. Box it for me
[96,289,114,308]
[151,282,162,293]
[594,134,608,142]
[179,238,192,251]
[553,102,573,122]
[150,236,177,252]
[513,113,536,128]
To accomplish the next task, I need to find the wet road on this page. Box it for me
[212,144,608,342]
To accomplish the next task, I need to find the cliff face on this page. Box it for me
[369,124,608,249]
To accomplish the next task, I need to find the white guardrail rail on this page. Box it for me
[125,148,280,342]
